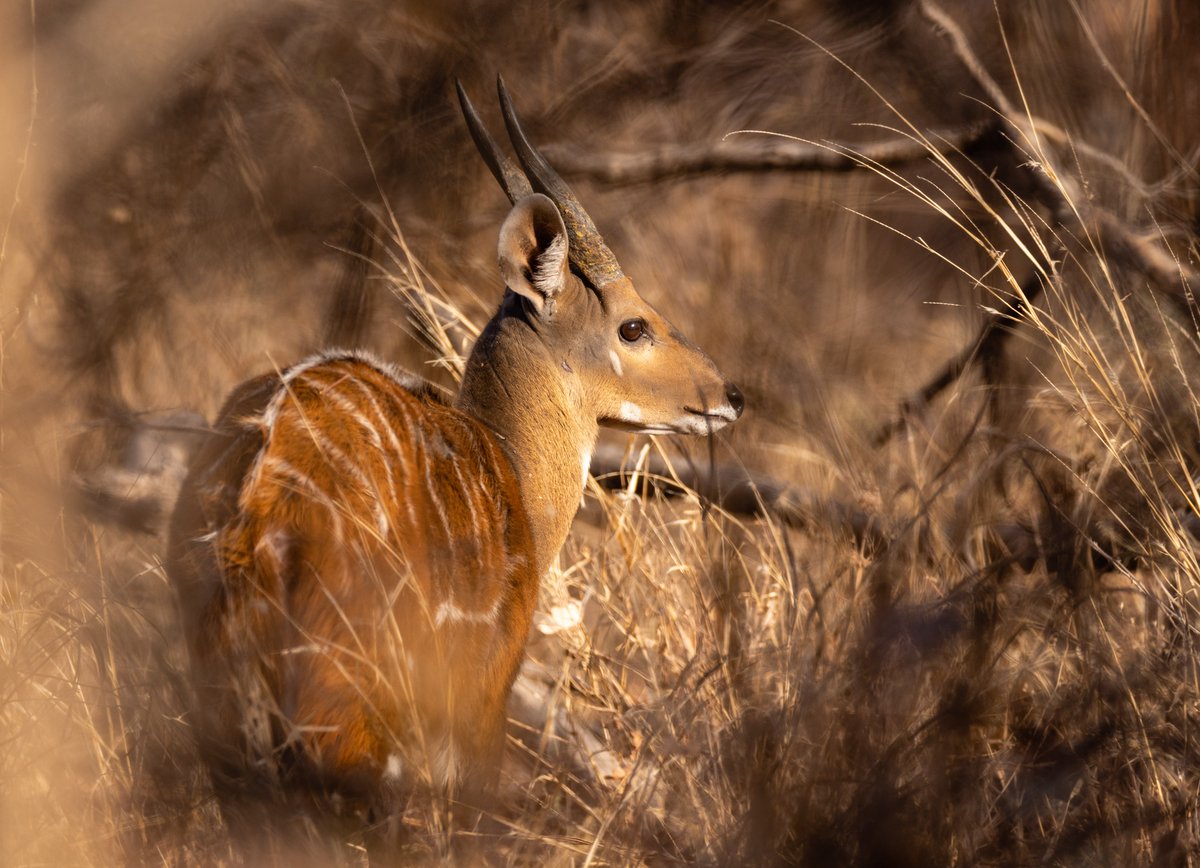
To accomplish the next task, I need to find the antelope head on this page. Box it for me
[458,78,744,440]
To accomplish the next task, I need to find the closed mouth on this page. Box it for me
[678,405,737,434]
[603,406,737,436]
[684,405,738,424]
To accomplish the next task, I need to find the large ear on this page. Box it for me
[498,193,569,318]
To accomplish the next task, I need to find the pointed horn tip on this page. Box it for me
[496,77,543,170]
[455,79,480,120]
[495,75,519,134]
[457,75,533,206]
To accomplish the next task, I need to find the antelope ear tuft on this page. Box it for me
[498,194,569,318]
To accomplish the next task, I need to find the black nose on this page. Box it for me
[726,383,745,418]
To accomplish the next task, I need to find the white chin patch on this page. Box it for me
[618,401,643,424]
[610,403,736,436]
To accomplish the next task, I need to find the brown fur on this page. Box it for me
[169,353,537,805]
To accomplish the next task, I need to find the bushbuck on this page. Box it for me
[166,78,743,812]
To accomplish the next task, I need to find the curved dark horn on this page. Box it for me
[455,79,532,204]
[496,75,625,287]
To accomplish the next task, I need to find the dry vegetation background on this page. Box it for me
[3,0,1200,864]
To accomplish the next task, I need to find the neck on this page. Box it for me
[455,312,597,578]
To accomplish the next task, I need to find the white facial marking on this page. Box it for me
[609,350,623,377]
[619,401,644,424]
[671,402,738,436]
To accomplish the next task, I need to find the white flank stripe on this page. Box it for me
[323,388,385,450]
[433,597,500,628]
[342,377,406,524]
[304,426,389,536]
[260,455,345,537]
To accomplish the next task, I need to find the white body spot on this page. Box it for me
[384,753,404,782]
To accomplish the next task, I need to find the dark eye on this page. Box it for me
[619,319,646,343]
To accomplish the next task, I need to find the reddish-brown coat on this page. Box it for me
[168,352,538,802]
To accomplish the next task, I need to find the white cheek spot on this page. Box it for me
[609,350,623,377]
[618,401,643,424]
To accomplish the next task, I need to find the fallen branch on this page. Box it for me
[588,441,884,548]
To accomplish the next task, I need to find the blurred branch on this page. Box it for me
[322,206,375,348]
[544,122,996,186]
[870,2,1200,445]
[588,441,884,549]
[917,0,1199,318]
[873,259,1056,447]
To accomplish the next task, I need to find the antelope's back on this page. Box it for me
[167,351,538,788]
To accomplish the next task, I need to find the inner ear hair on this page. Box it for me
[498,193,569,316]
[532,232,566,298]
